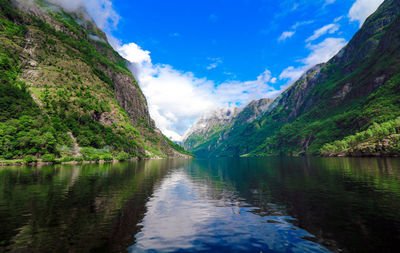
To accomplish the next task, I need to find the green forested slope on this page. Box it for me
[0,0,188,161]
[183,99,273,157]
[321,117,400,156]
[187,0,400,157]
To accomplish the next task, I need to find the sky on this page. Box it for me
[53,0,385,141]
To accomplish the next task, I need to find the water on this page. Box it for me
[1,157,400,252]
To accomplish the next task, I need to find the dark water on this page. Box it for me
[1,158,400,252]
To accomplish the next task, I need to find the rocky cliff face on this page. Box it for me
[101,66,155,128]
[234,98,274,124]
[0,0,189,159]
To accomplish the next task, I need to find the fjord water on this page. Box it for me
[1,158,400,252]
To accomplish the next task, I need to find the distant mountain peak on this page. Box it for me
[183,107,240,141]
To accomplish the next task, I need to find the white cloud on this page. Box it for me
[206,63,218,70]
[118,43,151,65]
[117,42,151,77]
[291,20,314,29]
[47,0,83,11]
[291,3,299,11]
[280,37,347,83]
[278,31,295,41]
[278,20,314,42]
[117,43,280,141]
[348,0,384,27]
[213,70,280,106]
[306,23,340,42]
[334,16,343,22]
[48,0,120,31]
[303,38,347,66]
[206,57,223,70]
[279,66,306,84]
[325,0,336,5]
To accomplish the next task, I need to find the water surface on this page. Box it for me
[1,157,400,252]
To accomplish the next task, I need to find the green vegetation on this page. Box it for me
[41,154,56,162]
[0,6,66,160]
[321,117,400,156]
[187,0,400,158]
[23,155,38,164]
[162,135,193,157]
[184,124,229,153]
[0,0,189,162]
[80,147,116,161]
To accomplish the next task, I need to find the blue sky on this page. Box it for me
[54,0,385,140]
[112,0,357,84]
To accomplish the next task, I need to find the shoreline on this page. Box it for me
[0,156,192,167]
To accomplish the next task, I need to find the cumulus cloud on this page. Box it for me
[117,43,279,141]
[348,0,384,27]
[303,38,347,66]
[279,66,305,84]
[48,0,120,31]
[278,31,295,41]
[213,70,280,106]
[117,42,151,77]
[306,23,340,42]
[280,37,347,83]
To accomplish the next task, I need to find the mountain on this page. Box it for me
[183,107,240,151]
[0,0,190,161]
[183,0,400,157]
[183,98,273,157]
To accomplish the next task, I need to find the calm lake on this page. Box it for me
[1,157,400,252]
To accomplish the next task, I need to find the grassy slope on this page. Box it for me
[184,123,230,152]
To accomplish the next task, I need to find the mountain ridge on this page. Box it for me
[183,0,400,158]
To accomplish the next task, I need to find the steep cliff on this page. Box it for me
[185,0,400,157]
[0,0,189,160]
